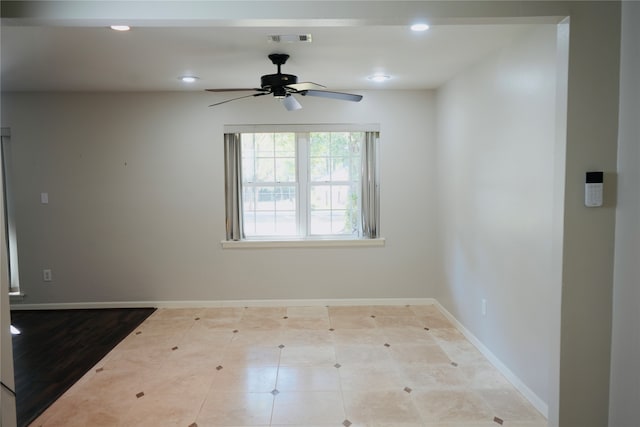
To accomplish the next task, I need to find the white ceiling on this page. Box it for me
[1,24,539,92]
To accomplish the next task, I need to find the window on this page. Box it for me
[224,126,380,244]
[241,132,298,237]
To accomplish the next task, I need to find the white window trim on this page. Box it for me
[223,124,382,247]
[297,133,309,236]
[224,123,380,134]
[221,237,385,249]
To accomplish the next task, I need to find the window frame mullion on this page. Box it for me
[297,132,309,237]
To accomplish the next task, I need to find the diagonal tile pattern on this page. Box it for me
[29,305,547,427]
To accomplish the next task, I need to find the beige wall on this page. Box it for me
[435,25,559,412]
[557,4,620,427]
[1,90,440,304]
[609,2,640,426]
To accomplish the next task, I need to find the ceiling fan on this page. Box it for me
[206,53,363,111]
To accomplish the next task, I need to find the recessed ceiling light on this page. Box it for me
[179,76,199,83]
[368,74,391,83]
[410,23,430,32]
[110,25,131,32]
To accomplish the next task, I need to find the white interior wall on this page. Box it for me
[609,2,640,426]
[435,25,559,409]
[1,90,440,304]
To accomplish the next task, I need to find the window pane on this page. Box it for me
[350,157,360,182]
[331,157,350,181]
[275,158,296,182]
[344,193,360,234]
[274,211,297,235]
[241,186,256,234]
[310,157,329,182]
[310,185,331,210]
[243,185,298,237]
[330,132,351,157]
[349,133,363,153]
[256,158,275,182]
[242,212,256,235]
[253,211,276,235]
[239,132,299,238]
[310,211,331,235]
[331,185,350,210]
[242,157,255,182]
[255,133,274,157]
[308,132,362,237]
[331,211,347,234]
[274,186,296,210]
[255,186,276,210]
[309,210,356,236]
[241,135,255,156]
[310,133,330,156]
[275,133,295,157]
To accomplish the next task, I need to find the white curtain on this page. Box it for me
[224,133,244,241]
[361,131,380,238]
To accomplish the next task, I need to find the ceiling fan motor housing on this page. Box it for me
[261,73,298,89]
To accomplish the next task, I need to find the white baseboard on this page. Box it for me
[10,297,437,310]
[433,300,549,418]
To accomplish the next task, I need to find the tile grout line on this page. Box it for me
[327,310,349,425]
[185,311,235,427]
[269,334,285,427]
[332,328,351,427]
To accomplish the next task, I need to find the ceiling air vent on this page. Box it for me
[267,34,313,43]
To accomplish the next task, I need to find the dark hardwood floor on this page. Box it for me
[11,308,156,427]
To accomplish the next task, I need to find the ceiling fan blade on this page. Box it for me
[205,88,266,93]
[282,94,302,111]
[286,82,326,91]
[300,90,363,102]
[209,92,268,107]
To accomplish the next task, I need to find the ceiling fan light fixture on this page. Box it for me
[282,94,302,111]
[272,86,287,99]
[368,74,391,83]
[110,25,131,32]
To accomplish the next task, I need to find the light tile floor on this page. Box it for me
[30,305,547,427]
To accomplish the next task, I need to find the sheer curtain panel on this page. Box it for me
[224,133,244,241]
[361,131,380,238]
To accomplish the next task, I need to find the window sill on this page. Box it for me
[221,238,385,249]
[9,292,25,303]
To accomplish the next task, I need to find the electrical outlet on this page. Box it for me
[43,269,52,282]
[481,299,487,316]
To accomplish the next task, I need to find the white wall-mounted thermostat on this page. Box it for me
[585,171,604,207]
